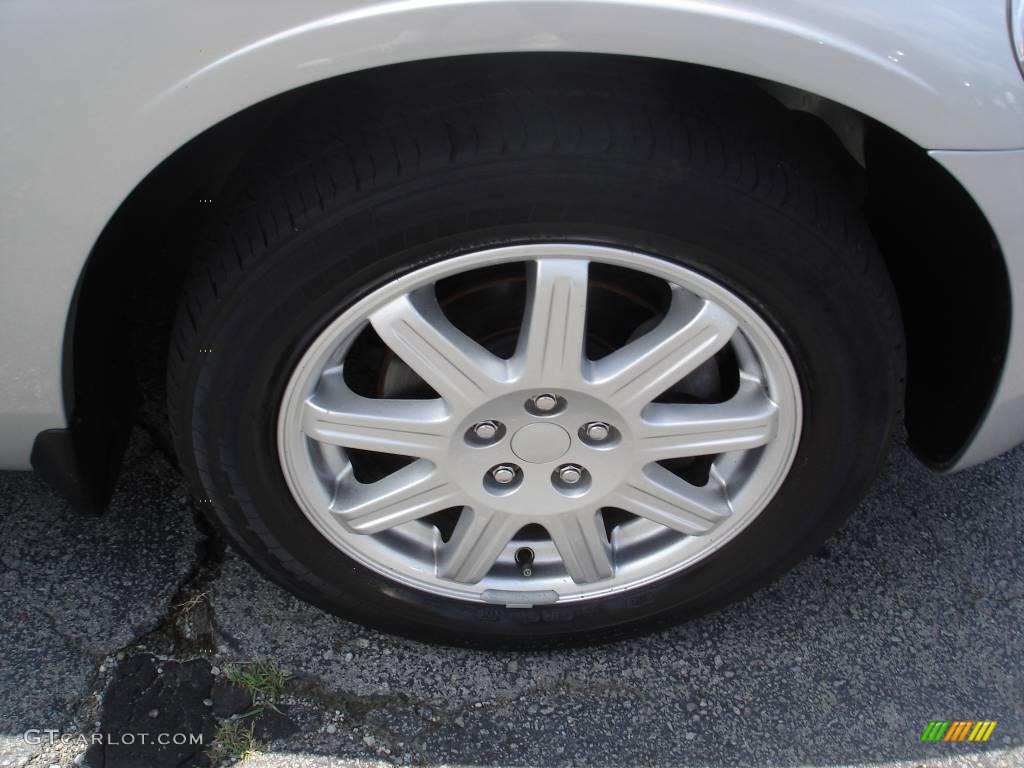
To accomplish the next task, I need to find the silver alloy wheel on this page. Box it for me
[278,244,801,606]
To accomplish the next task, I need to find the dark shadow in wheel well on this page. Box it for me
[59,86,307,505]
[863,124,1010,469]
[64,53,1011,512]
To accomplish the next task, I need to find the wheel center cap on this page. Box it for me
[510,422,571,464]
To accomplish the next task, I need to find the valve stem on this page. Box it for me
[515,547,535,577]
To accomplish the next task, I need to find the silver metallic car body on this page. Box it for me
[1,0,1023,471]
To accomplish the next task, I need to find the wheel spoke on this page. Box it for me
[612,464,731,536]
[302,393,451,459]
[370,288,509,408]
[637,379,779,461]
[332,460,461,534]
[589,288,737,413]
[437,508,521,583]
[513,258,590,386]
[546,508,614,583]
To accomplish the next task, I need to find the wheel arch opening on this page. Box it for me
[63,52,1011,511]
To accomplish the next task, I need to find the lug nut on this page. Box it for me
[472,420,500,440]
[557,464,583,484]
[532,393,558,412]
[491,464,518,485]
[584,421,610,441]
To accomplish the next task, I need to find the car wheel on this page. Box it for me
[167,65,904,647]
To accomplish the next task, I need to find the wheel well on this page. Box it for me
[69,52,1010,502]
[863,125,1010,468]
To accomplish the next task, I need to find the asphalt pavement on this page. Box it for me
[0,427,1021,768]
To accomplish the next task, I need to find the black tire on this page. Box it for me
[167,56,904,648]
